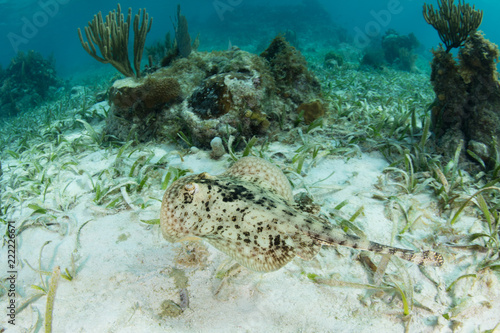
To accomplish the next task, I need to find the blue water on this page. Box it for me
[0,0,498,78]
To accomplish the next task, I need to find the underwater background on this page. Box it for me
[1,0,500,332]
[1,0,499,77]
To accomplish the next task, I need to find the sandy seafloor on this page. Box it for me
[1,101,500,333]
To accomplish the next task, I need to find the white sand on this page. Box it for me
[2,132,499,333]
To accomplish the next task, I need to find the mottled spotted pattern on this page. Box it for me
[160,157,444,272]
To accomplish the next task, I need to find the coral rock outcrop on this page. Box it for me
[430,31,500,164]
[104,37,323,147]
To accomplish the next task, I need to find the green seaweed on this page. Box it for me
[45,266,61,333]
[161,166,191,190]
[446,273,477,292]
[76,119,105,145]
[450,187,500,225]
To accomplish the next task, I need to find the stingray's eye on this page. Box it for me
[184,183,199,195]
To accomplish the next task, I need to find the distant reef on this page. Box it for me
[0,50,64,118]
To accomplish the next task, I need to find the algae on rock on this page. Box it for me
[429,31,500,165]
[106,72,181,141]
[260,35,321,104]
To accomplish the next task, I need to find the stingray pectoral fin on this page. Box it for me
[295,244,322,260]
[291,234,322,260]
[223,156,294,201]
[176,236,202,242]
[205,236,296,273]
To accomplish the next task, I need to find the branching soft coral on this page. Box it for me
[78,4,152,78]
[423,0,483,52]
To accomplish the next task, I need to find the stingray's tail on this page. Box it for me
[363,239,444,266]
[304,223,444,266]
